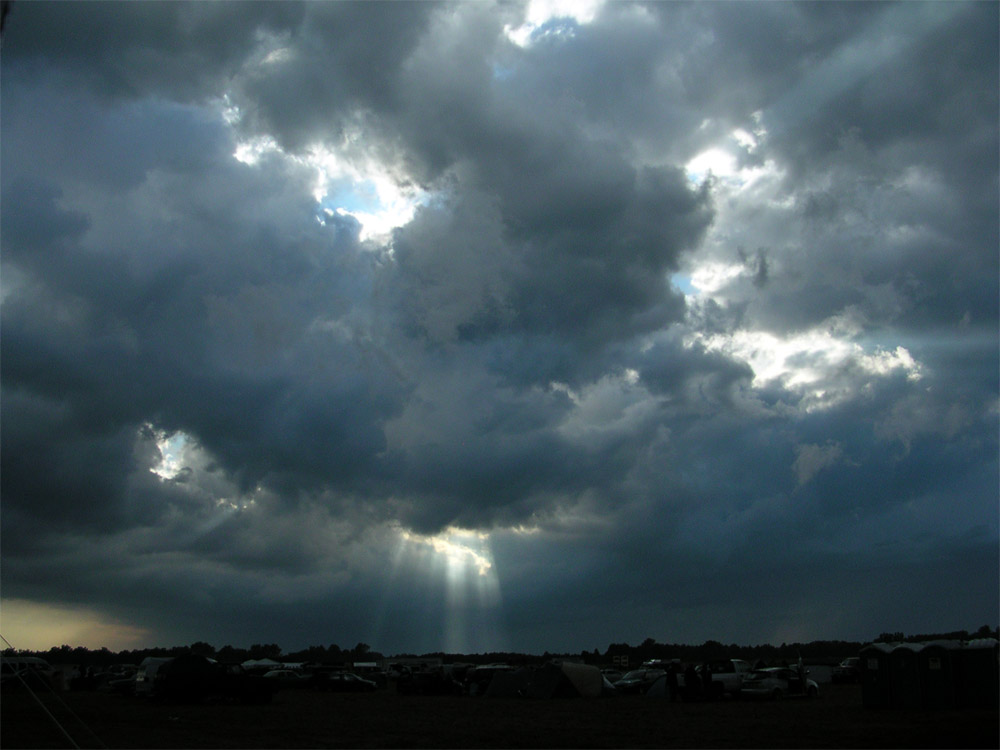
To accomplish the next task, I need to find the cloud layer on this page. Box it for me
[1,1,996,654]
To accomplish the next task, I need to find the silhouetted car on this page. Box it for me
[831,657,860,683]
[740,667,818,700]
[310,671,377,692]
[613,668,665,695]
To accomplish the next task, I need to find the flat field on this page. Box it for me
[2,684,997,749]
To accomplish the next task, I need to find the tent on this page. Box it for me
[526,662,603,699]
[484,667,532,698]
[646,673,681,699]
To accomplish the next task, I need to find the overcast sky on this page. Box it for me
[1,0,997,656]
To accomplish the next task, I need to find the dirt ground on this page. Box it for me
[2,683,997,749]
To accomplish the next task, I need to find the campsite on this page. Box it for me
[3,673,997,749]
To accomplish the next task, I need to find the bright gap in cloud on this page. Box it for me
[684,149,779,189]
[684,118,774,188]
[504,0,605,46]
[400,527,494,578]
[149,425,191,480]
[305,145,428,242]
[144,424,258,539]
[223,100,426,242]
[685,148,738,181]
[670,273,697,296]
[688,261,744,296]
[691,328,923,408]
[390,527,505,653]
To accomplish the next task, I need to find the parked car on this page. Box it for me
[263,669,307,689]
[831,657,860,683]
[0,656,56,692]
[613,668,665,695]
[309,671,378,692]
[740,667,818,700]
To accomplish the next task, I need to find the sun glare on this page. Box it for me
[685,148,738,181]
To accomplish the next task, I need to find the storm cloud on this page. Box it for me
[1,0,996,655]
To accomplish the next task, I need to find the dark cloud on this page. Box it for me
[2,0,305,101]
[1,1,995,654]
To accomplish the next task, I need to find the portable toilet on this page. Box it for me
[954,638,999,709]
[860,643,894,708]
[888,643,923,709]
[917,641,960,709]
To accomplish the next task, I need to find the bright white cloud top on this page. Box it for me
[1,1,996,654]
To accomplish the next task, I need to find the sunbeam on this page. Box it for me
[378,527,507,653]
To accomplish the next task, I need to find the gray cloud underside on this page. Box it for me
[2,1,996,651]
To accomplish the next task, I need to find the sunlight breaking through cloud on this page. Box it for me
[691,328,923,408]
[504,0,606,46]
[400,527,493,578]
[382,526,506,653]
[148,426,191,480]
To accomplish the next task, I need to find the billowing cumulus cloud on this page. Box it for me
[1,1,996,654]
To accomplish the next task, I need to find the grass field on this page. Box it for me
[2,683,997,749]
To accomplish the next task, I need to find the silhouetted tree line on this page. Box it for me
[4,626,996,668]
[1,641,381,668]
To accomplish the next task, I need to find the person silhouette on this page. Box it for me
[701,662,713,700]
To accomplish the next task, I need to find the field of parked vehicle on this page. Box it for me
[3,680,997,749]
